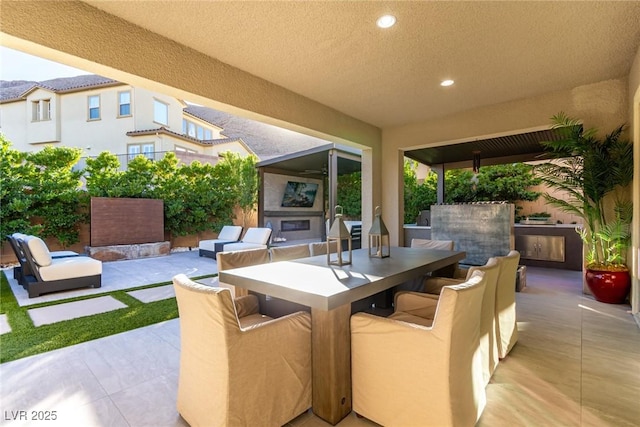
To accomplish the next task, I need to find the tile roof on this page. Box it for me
[184,105,328,160]
[0,80,37,102]
[0,75,121,102]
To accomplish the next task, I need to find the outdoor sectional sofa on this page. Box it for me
[6,233,80,288]
[198,225,243,259]
[17,235,102,298]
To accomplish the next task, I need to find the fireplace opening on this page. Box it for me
[281,220,310,232]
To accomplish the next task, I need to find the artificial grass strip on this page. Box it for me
[0,271,216,364]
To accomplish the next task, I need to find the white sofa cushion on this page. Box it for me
[39,256,102,281]
[241,227,272,245]
[25,236,52,267]
[223,242,267,252]
[217,225,243,241]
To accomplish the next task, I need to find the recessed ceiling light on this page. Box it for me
[377,15,396,29]
[440,79,455,87]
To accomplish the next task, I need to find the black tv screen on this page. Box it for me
[281,181,319,208]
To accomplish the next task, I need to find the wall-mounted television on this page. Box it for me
[281,181,319,208]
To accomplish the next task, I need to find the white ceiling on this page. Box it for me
[84,1,640,129]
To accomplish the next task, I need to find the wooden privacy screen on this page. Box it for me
[91,197,164,246]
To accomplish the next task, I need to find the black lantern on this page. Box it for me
[368,206,390,258]
[327,205,352,266]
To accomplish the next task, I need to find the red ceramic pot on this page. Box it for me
[585,268,631,304]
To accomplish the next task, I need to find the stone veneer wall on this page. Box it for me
[431,203,514,266]
[263,173,325,241]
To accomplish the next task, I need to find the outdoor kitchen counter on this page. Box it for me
[404,223,583,271]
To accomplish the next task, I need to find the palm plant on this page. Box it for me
[536,112,634,270]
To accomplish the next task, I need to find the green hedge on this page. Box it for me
[1,134,257,246]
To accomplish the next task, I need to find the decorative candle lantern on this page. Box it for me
[327,205,352,266]
[368,206,390,258]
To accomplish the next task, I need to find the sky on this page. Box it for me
[0,47,90,82]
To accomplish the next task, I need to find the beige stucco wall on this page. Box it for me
[628,43,640,316]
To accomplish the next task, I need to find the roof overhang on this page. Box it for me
[257,143,361,177]
[404,128,567,169]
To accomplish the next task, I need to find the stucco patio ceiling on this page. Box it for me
[84,1,640,129]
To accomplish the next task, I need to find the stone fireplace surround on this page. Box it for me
[264,211,324,242]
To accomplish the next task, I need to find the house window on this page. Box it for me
[31,99,51,121]
[118,91,131,117]
[182,118,213,140]
[175,145,197,154]
[153,99,168,125]
[42,100,51,120]
[88,95,100,120]
[128,143,155,161]
[31,101,40,121]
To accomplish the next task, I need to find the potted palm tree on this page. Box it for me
[536,112,634,303]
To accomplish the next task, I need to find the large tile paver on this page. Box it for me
[127,285,175,303]
[0,314,11,335]
[28,296,127,327]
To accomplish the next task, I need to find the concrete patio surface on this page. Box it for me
[1,267,638,426]
[4,250,218,307]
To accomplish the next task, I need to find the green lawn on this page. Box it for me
[0,271,215,363]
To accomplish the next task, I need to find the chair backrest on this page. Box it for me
[495,250,521,358]
[411,238,454,250]
[216,247,270,297]
[242,227,272,245]
[172,273,241,424]
[466,257,501,384]
[217,225,243,241]
[24,236,52,267]
[433,270,487,426]
[217,247,270,271]
[309,241,338,256]
[7,234,26,261]
[270,244,311,262]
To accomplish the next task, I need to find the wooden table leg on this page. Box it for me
[311,304,352,425]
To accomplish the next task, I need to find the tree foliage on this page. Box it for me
[214,152,258,228]
[535,112,634,268]
[403,159,541,223]
[337,171,362,219]
[1,136,85,246]
[1,137,258,245]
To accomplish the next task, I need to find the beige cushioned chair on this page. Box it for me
[351,271,487,427]
[410,238,454,250]
[394,258,502,385]
[308,240,338,256]
[269,243,311,262]
[495,250,521,358]
[172,274,312,427]
[223,227,272,251]
[215,247,270,298]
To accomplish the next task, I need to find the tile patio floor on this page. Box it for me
[1,258,639,426]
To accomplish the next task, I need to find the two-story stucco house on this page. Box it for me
[0,75,254,165]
